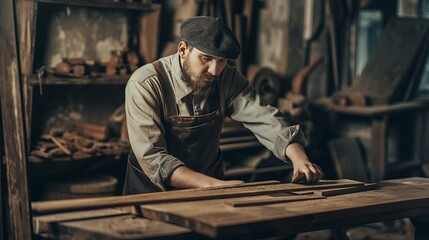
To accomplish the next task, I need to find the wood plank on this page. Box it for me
[179,180,280,192]
[32,179,363,214]
[139,178,429,239]
[289,183,377,196]
[256,0,290,74]
[0,0,32,239]
[16,0,36,152]
[0,111,3,240]
[314,183,377,196]
[54,215,192,240]
[139,8,161,64]
[225,194,326,207]
[33,208,129,234]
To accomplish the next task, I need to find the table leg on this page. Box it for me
[411,217,429,240]
[370,116,388,181]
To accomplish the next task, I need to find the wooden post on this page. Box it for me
[16,0,37,152]
[0,0,33,238]
[0,106,4,240]
[139,7,161,64]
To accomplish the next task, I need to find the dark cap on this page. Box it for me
[180,16,241,59]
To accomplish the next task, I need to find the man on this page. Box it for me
[123,16,323,194]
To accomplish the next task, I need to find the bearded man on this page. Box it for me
[123,16,323,194]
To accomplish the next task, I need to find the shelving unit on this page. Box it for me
[23,0,291,194]
[23,0,162,202]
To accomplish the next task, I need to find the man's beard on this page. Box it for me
[182,58,216,97]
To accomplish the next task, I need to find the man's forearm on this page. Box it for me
[167,166,219,188]
[285,142,310,164]
[166,166,244,189]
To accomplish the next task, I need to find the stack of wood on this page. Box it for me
[51,48,140,78]
[30,125,130,161]
[32,179,380,239]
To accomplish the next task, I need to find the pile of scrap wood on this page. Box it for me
[30,124,129,161]
[30,104,129,161]
[49,48,139,78]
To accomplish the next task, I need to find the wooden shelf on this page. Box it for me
[29,75,129,85]
[36,0,160,11]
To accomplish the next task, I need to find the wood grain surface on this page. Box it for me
[139,178,429,239]
[33,179,362,214]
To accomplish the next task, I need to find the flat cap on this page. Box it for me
[180,16,241,59]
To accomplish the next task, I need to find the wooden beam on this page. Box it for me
[33,209,128,234]
[0,0,33,238]
[139,8,161,64]
[16,0,37,152]
[0,107,4,240]
[32,179,363,214]
[314,183,377,196]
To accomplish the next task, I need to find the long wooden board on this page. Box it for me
[314,183,377,196]
[33,208,128,234]
[32,179,363,214]
[57,215,192,240]
[139,178,429,239]
[224,194,326,207]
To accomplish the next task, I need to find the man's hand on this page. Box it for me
[286,142,324,184]
[291,161,323,183]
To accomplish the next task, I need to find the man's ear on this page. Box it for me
[178,41,188,59]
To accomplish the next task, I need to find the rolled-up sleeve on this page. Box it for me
[126,76,184,190]
[223,68,308,163]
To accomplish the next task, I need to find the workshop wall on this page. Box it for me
[34,5,131,69]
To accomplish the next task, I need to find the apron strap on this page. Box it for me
[152,61,178,118]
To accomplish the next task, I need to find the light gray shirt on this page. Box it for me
[125,53,307,189]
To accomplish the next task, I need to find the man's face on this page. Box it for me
[180,44,228,97]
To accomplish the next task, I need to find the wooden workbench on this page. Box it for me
[33,178,429,239]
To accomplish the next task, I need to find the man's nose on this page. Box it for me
[208,61,221,76]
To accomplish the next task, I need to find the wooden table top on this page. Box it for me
[139,177,429,239]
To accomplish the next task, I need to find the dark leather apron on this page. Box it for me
[123,61,224,194]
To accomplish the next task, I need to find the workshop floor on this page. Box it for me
[294,219,414,240]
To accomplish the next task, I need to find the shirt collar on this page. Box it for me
[171,53,193,103]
